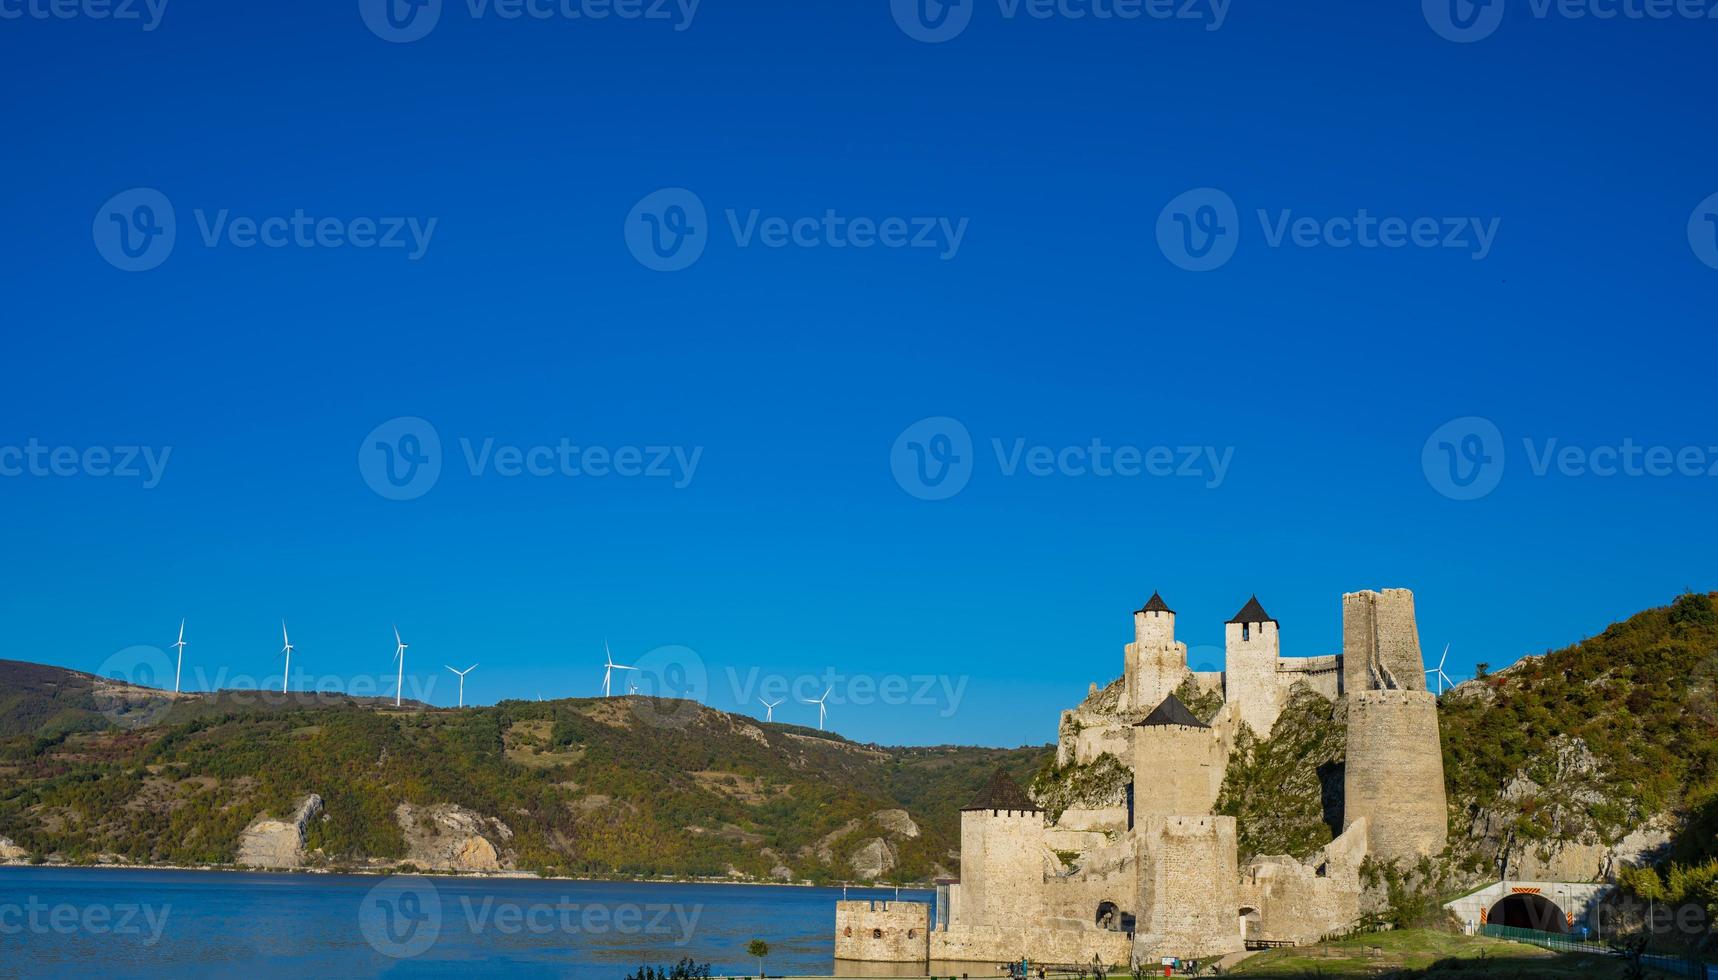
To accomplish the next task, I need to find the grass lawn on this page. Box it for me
[1223,928,1678,977]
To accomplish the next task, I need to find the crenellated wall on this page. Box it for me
[835,900,930,962]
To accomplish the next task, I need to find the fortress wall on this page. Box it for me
[1042,872,1141,926]
[1190,671,1224,694]
[958,808,1047,925]
[1052,805,1129,834]
[1343,690,1448,863]
[1070,718,1133,768]
[835,900,930,962]
[1275,656,1342,702]
[1132,725,1225,822]
[1134,816,1244,961]
[1240,858,1362,947]
[929,922,1132,968]
[1224,620,1282,736]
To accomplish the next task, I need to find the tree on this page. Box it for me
[746,939,769,977]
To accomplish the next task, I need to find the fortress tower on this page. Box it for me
[954,770,1047,925]
[1341,589,1426,693]
[1126,593,1190,713]
[1340,588,1448,863]
[1223,595,1283,736]
[1131,695,1226,823]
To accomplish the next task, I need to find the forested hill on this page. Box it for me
[0,660,1046,882]
[1437,591,1718,875]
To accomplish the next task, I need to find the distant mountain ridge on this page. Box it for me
[0,659,1044,883]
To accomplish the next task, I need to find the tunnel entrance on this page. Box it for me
[1488,893,1569,933]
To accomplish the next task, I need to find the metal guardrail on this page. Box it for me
[1481,924,1716,978]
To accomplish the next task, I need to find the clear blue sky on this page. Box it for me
[1,1,1714,746]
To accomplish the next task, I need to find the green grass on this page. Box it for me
[1225,928,1677,978]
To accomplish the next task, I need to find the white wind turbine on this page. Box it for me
[280,620,294,694]
[172,619,188,694]
[445,664,477,708]
[392,626,409,707]
[759,697,782,723]
[801,687,831,731]
[1426,643,1454,695]
[602,640,636,698]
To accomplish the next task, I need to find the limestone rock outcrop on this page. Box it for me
[849,837,897,880]
[873,808,920,839]
[236,794,323,869]
[395,802,513,872]
[0,836,27,861]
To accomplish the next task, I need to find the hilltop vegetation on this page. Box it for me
[0,663,1047,882]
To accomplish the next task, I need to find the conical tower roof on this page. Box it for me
[1227,595,1276,625]
[961,768,1040,812]
[1135,693,1209,730]
[1136,591,1174,615]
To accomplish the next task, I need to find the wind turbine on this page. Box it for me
[172,619,187,694]
[800,687,831,731]
[1426,643,1454,695]
[445,664,477,708]
[280,620,294,694]
[759,697,782,723]
[602,640,636,698]
[392,626,409,707]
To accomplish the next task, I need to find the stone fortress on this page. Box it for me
[835,588,1449,968]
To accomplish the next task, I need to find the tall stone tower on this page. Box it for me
[1341,589,1426,693]
[957,770,1047,924]
[1127,592,1189,713]
[1340,588,1448,863]
[1223,595,1282,736]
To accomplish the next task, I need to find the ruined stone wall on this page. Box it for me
[1276,655,1341,702]
[1224,620,1282,736]
[1239,858,1362,947]
[1343,689,1448,863]
[1133,816,1244,962]
[957,808,1048,925]
[835,900,930,962]
[1342,589,1426,693]
[1132,725,1225,822]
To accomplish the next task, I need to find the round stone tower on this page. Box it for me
[1127,592,1189,712]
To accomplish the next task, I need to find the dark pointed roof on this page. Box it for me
[961,768,1040,812]
[1135,694,1209,730]
[1227,595,1276,625]
[1136,592,1174,616]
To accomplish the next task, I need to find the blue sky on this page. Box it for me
[1,0,1714,746]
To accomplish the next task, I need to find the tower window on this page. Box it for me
[1242,623,1250,641]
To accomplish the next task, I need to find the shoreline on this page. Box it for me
[0,859,937,893]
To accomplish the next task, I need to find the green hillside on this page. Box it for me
[0,662,1046,882]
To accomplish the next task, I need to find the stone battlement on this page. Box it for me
[835,900,929,962]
